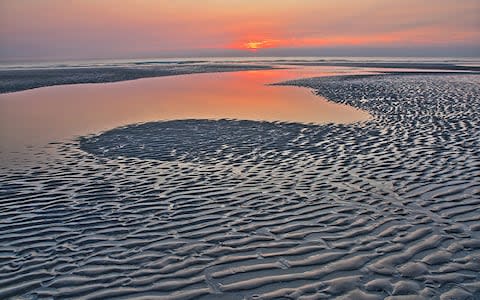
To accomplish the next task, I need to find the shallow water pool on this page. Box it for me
[0,66,370,162]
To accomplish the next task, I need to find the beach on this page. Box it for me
[0,61,479,299]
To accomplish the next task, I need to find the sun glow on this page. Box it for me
[243,40,278,51]
[245,41,263,50]
[1,1,478,60]
[230,27,470,52]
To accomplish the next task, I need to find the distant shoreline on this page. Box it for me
[1,61,479,94]
[0,64,275,94]
[282,61,480,72]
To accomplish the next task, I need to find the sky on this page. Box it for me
[1,0,479,61]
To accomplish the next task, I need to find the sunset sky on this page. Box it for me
[1,0,479,61]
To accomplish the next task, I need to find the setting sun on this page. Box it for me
[244,40,275,50]
[237,39,285,51]
[244,41,268,51]
[245,41,263,50]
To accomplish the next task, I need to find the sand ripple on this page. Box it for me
[1,74,479,299]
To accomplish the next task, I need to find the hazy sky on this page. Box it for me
[1,0,479,61]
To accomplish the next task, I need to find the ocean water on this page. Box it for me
[1,56,479,70]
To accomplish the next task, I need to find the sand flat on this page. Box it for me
[0,72,479,299]
[0,67,370,158]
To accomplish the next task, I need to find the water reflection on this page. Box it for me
[0,67,370,156]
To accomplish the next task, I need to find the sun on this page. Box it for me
[228,38,281,51]
[244,41,265,50]
[243,40,277,51]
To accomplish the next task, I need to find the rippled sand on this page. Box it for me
[1,74,479,299]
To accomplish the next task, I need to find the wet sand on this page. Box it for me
[0,63,274,94]
[0,71,479,299]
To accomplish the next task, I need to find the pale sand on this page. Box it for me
[0,73,479,299]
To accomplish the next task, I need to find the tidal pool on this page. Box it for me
[0,66,371,161]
